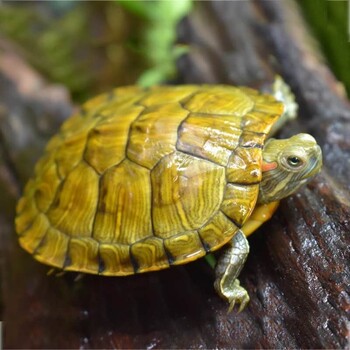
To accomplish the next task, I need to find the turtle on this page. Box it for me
[15,80,323,312]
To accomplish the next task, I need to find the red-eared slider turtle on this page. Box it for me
[15,81,322,311]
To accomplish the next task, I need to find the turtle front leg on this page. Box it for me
[214,230,250,313]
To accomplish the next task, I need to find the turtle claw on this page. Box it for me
[215,277,250,313]
[223,279,250,313]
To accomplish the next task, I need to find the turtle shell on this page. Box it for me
[15,85,284,275]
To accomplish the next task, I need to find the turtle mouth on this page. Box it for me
[290,178,308,185]
[300,145,323,180]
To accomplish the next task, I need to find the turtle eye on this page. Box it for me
[287,156,302,167]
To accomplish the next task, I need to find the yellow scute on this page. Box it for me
[151,151,226,238]
[93,159,152,244]
[46,162,99,237]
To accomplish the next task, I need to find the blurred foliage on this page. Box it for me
[0,1,185,101]
[118,0,192,87]
[0,3,91,100]
[0,0,192,100]
[299,0,350,96]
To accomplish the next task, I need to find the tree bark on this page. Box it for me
[1,1,349,348]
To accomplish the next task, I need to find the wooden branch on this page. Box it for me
[177,1,350,348]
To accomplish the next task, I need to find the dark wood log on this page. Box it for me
[1,0,349,348]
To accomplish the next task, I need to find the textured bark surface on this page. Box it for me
[1,1,350,349]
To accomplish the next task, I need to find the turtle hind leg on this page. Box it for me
[214,230,250,313]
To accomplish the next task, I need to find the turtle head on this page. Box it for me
[258,133,322,204]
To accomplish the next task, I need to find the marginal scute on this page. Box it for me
[81,91,111,114]
[34,160,61,212]
[177,113,241,166]
[130,237,169,273]
[20,178,36,200]
[93,159,152,244]
[127,103,189,169]
[34,152,56,176]
[34,227,69,268]
[45,134,62,153]
[226,147,262,184]
[164,231,206,265]
[47,162,99,237]
[151,151,225,238]
[237,86,260,96]
[18,213,50,253]
[97,94,145,119]
[239,130,265,148]
[254,97,284,116]
[84,106,143,174]
[99,244,134,276]
[184,86,254,116]
[56,118,98,178]
[239,89,282,135]
[61,112,98,138]
[65,237,99,273]
[60,113,85,135]
[15,193,38,234]
[140,85,198,106]
[242,111,278,134]
[111,86,144,99]
[198,211,239,251]
[220,183,259,227]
